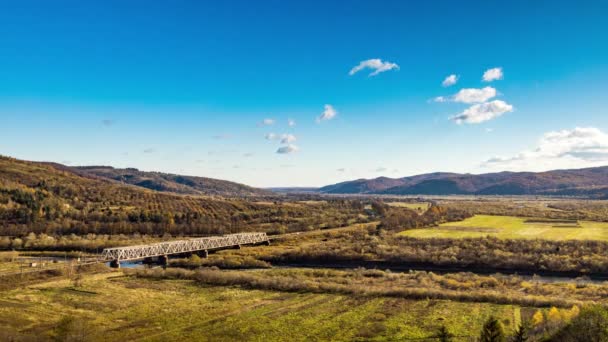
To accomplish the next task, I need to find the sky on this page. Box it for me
[1,0,608,187]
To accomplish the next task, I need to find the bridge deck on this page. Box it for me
[100,232,269,262]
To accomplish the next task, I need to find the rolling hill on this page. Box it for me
[71,166,270,197]
[319,167,608,197]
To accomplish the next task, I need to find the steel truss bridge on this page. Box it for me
[100,232,269,263]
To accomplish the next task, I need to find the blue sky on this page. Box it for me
[2,0,608,187]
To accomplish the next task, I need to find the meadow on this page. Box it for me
[400,214,608,241]
[0,271,525,341]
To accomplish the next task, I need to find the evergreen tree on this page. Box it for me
[479,316,506,342]
[436,325,453,342]
[512,320,530,342]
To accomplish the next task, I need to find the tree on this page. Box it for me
[512,320,530,342]
[531,310,544,326]
[479,316,505,342]
[436,325,453,342]
[550,305,608,342]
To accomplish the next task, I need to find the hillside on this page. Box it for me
[0,156,363,236]
[72,166,270,197]
[319,167,608,197]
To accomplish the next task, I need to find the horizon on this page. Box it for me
[2,1,608,187]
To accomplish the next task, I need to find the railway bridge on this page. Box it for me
[100,232,270,268]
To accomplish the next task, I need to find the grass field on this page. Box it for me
[400,215,608,241]
[0,272,524,341]
[387,202,430,212]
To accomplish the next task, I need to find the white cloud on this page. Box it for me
[349,59,399,77]
[433,87,497,104]
[485,128,494,133]
[450,100,513,124]
[259,118,275,126]
[280,134,296,144]
[375,167,387,172]
[265,133,278,140]
[337,168,346,172]
[317,104,337,123]
[442,74,458,87]
[276,144,299,154]
[453,87,497,103]
[288,119,296,127]
[482,67,503,82]
[482,127,608,171]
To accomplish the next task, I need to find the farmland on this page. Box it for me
[400,214,608,241]
[0,272,525,341]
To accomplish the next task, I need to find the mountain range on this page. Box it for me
[317,167,608,197]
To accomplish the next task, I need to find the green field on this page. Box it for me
[400,215,608,240]
[0,272,524,341]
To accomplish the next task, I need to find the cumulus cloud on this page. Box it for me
[317,104,337,123]
[433,87,497,104]
[450,100,513,124]
[349,59,399,76]
[276,144,299,154]
[265,133,278,140]
[483,67,503,82]
[259,118,275,126]
[482,127,608,171]
[442,74,458,87]
[450,100,513,125]
[453,87,497,103]
[288,118,296,127]
[280,134,296,144]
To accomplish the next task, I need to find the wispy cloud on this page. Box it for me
[276,145,299,154]
[450,100,513,124]
[317,104,337,123]
[442,74,458,87]
[375,167,387,172]
[337,168,346,172]
[243,152,254,157]
[482,127,608,171]
[259,118,275,126]
[482,67,503,82]
[280,134,296,144]
[143,148,156,153]
[288,118,296,127]
[349,58,399,77]
[265,133,278,140]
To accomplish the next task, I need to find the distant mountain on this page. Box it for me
[319,167,608,197]
[72,166,271,197]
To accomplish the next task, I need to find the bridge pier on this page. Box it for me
[262,240,271,246]
[159,255,169,267]
[234,244,241,249]
[196,250,209,258]
[109,260,120,268]
[143,257,154,265]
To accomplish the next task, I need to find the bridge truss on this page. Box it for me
[100,232,269,262]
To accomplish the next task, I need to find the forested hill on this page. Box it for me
[71,166,271,197]
[319,167,608,197]
[0,156,364,236]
